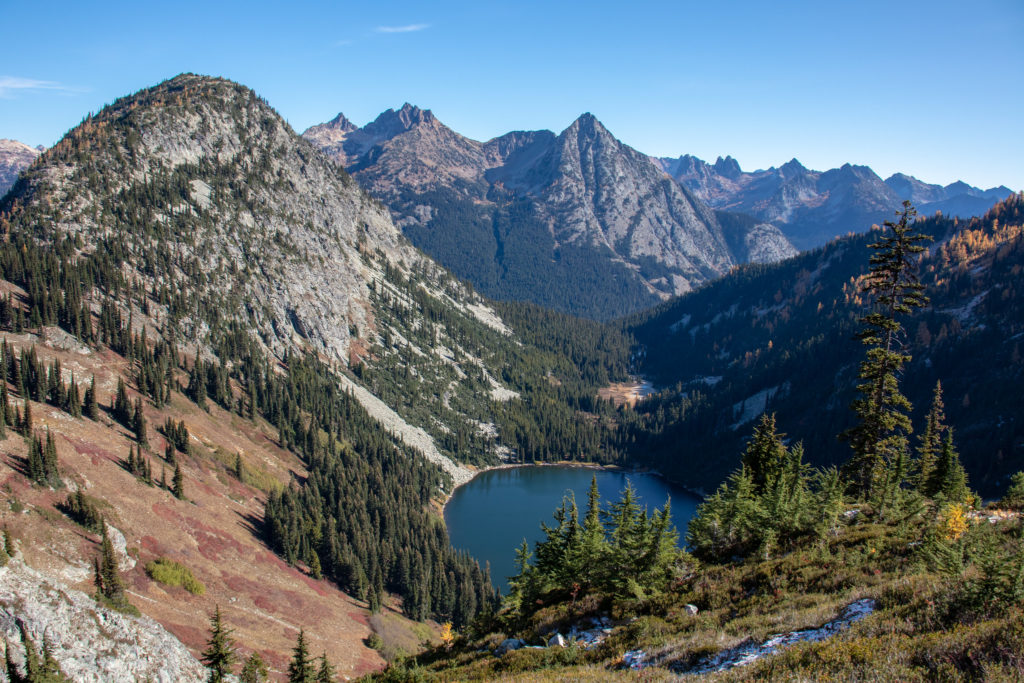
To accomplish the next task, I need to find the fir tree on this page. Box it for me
[927,428,970,503]
[96,519,126,606]
[201,605,235,683]
[579,475,607,587]
[1,381,11,430]
[132,398,148,446]
[113,377,132,426]
[67,375,81,418]
[172,462,185,500]
[3,527,14,557]
[997,471,1024,510]
[841,201,930,506]
[21,400,32,435]
[287,629,314,683]
[239,652,268,683]
[315,653,336,683]
[741,413,788,494]
[84,375,99,420]
[915,381,946,492]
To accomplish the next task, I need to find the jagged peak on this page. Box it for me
[713,155,742,179]
[779,158,807,174]
[322,112,357,132]
[565,112,611,138]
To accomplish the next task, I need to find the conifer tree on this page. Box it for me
[916,381,946,492]
[4,527,14,557]
[95,519,128,610]
[841,201,929,505]
[239,652,268,683]
[201,605,235,683]
[741,413,788,493]
[287,629,314,683]
[172,462,185,500]
[133,398,148,446]
[926,428,970,503]
[84,375,99,420]
[580,475,607,586]
[113,377,131,426]
[21,400,32,435]
[315,653,336,683]
[67,375,81,418]
[0,381,11,429]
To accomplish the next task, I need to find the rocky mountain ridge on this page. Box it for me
[0,74,575,678]
[0,139,42,197]
[304,107,795,320]
[657,153,1013,250]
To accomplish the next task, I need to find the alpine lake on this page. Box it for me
[444,465,702,593]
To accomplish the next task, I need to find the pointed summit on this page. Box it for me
[713,155,742,179]
[366,103,436,138]
[565,112,610,139]
[778,158,807,177]
[323,112,357,133]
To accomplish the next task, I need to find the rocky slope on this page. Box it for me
[0,139,41,197]
[0,557,205,682]
[0,74,571,677]
[657,154,1013,250]
[3,75,520,469]
[0,324,391,679]
[305,108,795,320]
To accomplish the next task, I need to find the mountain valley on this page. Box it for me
[0,72,1021,682]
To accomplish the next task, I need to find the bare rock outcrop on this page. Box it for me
[0,559,205,682]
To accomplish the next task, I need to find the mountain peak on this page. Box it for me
[323,112,357,133]
[568,112,606,132]
[779,158,807,175]
[713,155,742,179]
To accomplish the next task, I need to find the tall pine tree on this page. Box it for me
[201,605,235,683]
[841,201,929,508]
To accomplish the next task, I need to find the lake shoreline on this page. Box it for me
[442,460,707,514]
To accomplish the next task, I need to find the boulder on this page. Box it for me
[495,638,525,655]
[548,633,567,648]
[684,603,699,616]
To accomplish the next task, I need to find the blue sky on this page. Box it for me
[2,0,1021,189]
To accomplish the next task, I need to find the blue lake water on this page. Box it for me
[444,466,702,593]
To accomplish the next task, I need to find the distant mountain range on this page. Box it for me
[0,138,43,196]
[656,154,1013,250]
[305,107,796,320]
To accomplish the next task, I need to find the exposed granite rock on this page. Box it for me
[0,139,41,197]
[0,559,205,682]
[304,107,793,318]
